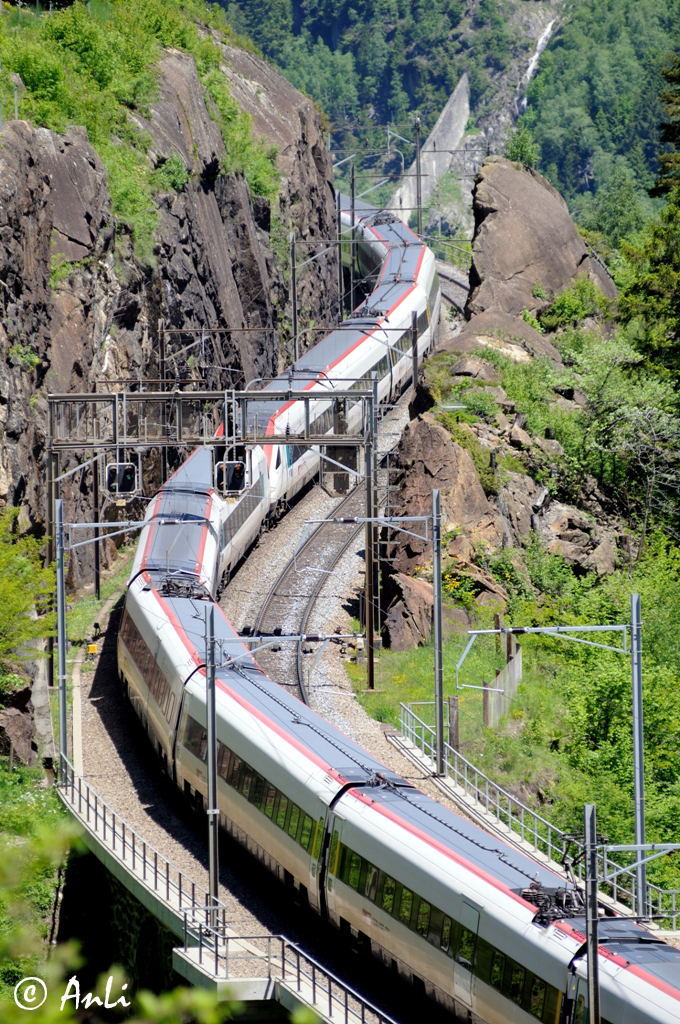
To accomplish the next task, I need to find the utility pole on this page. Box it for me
[411,310,418,389]
[433,489,444,775]
[350,162,356,313]
[56,499,67,772]
[158,318,167,484]
[631,593,647,916]
[93,460,100,601]
[365,428,375,690]
[584,804,601,1024]
[205,605,219,925]
[290,232,298,361]
[414,113,422,236]
[336,191,343,320]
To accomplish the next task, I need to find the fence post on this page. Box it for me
[448,695,459,752]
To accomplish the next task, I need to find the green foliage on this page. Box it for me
[521,307,543,332]
[0,0,278,262]
[505,123,538,167]
[442,571,478,609]
[150,154,190,193]
[651,53,680,196]
[532,281,547,300]
[540,276,610,330]
[521,0,680,208]
[202,68,279,198]
[437,415,501,496]
[8,344,40,371]
[618,188,680,374]
[0,509,54,669]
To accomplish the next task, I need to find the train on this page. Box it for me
[117,199,680,1023]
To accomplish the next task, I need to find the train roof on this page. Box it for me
[245,197,426,423]
[568,917,680,990]
[361,783,563,894]
[164,447,213,492]
[138,492,215,580]
[163,590,570,898]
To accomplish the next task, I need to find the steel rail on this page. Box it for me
[253,487,365,703]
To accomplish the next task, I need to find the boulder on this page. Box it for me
[466,156,617,320]
[439,309,562,365]
[498,473,544,543]
[0,704,37,765]
[450,356,500,382]
[584,538,618,577]
[385,414,504,573]
[383,574,433,650]
[509,423,532,449]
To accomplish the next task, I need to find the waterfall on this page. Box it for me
[515,19,556,114]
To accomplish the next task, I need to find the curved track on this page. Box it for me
[253,486,365,700]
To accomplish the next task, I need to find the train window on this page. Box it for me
[240,765,254,800]
[217,744,232,781]
[509,964,525,1004]
[490,951,505,990]
[288,804,301,840]
[529,977,546,1018]
[184,716,207,761]
[347,852,361,889]
[300,814,313,851]
[426,907,443,947]
[329,830,340,874]
[398,888,413,926]
[440,916,452,953]
[263,785,277,818]
[381,876,396,914]
[312,818,324,859]
[250,775,265,810]
[228,755,244,789]
[166,693,175,724]
[276,795,289,829]
[415,899,430,937]
[457,928,476,970]
[574,995,586,1024]
[365,865,378,902]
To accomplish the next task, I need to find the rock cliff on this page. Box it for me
[0,41,337,572]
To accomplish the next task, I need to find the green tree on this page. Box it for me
[651,53,680,196]
[0,509,54,674]
[505,123,538,167]
[618,189,680,374]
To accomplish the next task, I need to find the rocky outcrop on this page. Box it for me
[466,156,617,321]
[383,574,434,650]
[498,476,619,575]
[0,686,37,765]
[385,414,504,574]
[0,43,336,567]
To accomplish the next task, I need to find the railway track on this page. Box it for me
[253,485,365,700]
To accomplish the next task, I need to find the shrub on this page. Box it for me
[540,277,610,330]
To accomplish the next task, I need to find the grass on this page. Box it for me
[349,618,508,746]
[65,542,133,647]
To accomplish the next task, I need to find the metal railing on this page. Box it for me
[399,702,680,929]
[57,756,227,931]
[420,233,473,271]
[181,909,399,1024]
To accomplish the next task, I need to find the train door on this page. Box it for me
[568,977,588,1024]
[453,901,480,1008]
[308,811,326,909]
[322,814,344,919]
